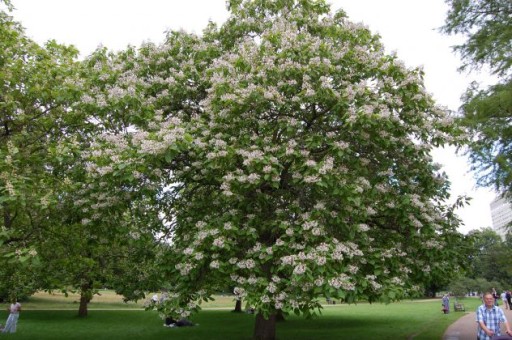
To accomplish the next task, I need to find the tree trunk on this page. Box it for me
[253,313,276,340]
[78,281,92,317]
[78,293,88,317]
[234,299,242,312]
[3,203,11,229]
[276,309,285,322]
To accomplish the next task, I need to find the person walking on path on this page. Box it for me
[476,292,512,340]
[2,299,21,333]
[493,288,500,306]
[502,291,509,310]
[442,294,450,314]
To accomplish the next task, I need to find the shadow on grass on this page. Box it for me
[2,310,256,340]
[276,313,405,340]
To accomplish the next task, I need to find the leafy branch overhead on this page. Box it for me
[441,0,512,78]
[442,0,512,198]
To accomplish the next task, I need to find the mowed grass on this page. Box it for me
[0,292,481,339]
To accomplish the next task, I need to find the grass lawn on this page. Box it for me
[0,292,481,339]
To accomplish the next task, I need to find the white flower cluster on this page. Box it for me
[175,262,195,275]
[390,277,404,286]
[424,239,442,249]
[329,274,355,290]
[366,275,382,291]
[334,241,363,258]
[293,263,307,275]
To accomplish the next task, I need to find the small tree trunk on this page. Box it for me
[78,281,92,318]
[3,203,12,229]
[253,313,276,340]
[78,293,88,317]
[234,299,242,312]
[276,309,285,322]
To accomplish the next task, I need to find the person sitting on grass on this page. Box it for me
[164,316,195,327]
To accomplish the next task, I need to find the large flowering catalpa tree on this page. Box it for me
[82,0,467,338]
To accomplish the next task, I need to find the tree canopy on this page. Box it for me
[79,0,467,338]
[459,81,512,193]
[466,228,512,282]
[0,0,473,338]
[0,5,81,300]
[0,3,163,311]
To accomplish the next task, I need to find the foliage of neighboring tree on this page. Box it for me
[424,222,474,297]
[423,207,474,297]
[38,48,168,316]
[0,4,165,313]
[37,197,164,316]
[0,4,81,301]
[81,1,468,338]
[441,0,512,198]
[465,228,512,283]
[441,0,512,78]
[458,81,512,194]
[449,276,503,297]
[448,228,512,298]
[448,276,472,297]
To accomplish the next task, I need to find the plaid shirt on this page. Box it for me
[476,304,507,340]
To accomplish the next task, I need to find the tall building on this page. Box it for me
[490,196,512,236]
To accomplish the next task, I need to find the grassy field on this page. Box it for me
[23,290,237,310]
[0,292,480,339]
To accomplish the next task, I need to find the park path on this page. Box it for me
[443,308,512,340]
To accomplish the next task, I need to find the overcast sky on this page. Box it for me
[8,0,497,234]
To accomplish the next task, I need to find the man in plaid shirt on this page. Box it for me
[477,292,512,340]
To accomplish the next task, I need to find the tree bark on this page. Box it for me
[78,293,88,317]
[276,309,285,322]
[253,313,276,340]
[234,299,242,312]
[3,203,11,229]
[78,281,92,317]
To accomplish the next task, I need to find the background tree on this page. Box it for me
[458,81,512,195]
[449,276,471,297]
[36,46,169,316]
[38,200,163,317]
[0,3,165,311]
[441,0,512,77]
[0,4,82,301]
[83,1,468,339]
[465,228,512,283]
[423,198,472,297]
[441,0,512,199]
[447,228,512,299]
[449,276,502,297]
